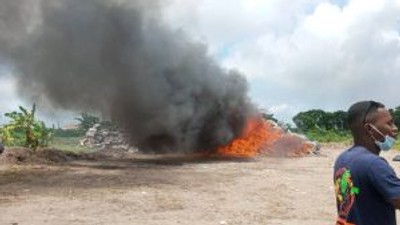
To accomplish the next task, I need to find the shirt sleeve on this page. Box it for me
[368,158,400,200]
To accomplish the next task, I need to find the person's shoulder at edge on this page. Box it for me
[336,145,379,166]
[347,145,378,157]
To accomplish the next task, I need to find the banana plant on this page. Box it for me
[0,104,52,149]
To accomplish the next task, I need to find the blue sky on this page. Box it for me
[2,0,400,125]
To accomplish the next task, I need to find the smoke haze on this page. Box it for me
[0,0,254,153]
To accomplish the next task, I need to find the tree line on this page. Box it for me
[263,106,400,142]
[2,104,400,148]
[292,106,400,133]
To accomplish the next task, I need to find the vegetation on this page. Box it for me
[303,129,352,143]
[75,113,100,132]
[291,106,400,144]
[49,113,106,139]
[0,104,52,149]
[49,136,93,153]
[0,107,100,152]
[293,109,348,132]
[53,128,85,138]
[292,109,350,142]
[2,104,400,149]
[74,113,118,133]
[391,106,400,129]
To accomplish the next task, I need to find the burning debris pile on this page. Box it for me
[80,124,137,152]
[215,117,318,158]
[78,116,317,158]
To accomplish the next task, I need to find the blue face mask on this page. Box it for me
[369,124,396,151]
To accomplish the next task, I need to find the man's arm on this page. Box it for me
[368,158,400,209]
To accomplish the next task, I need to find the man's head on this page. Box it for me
[347,100,398,151]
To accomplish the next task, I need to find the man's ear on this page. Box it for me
[364,123,372,132]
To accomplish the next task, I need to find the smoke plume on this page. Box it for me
[0,0,254,153]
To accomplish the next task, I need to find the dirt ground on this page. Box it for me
[1,146,400,225]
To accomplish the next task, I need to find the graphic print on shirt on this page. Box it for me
[335,167,360,218]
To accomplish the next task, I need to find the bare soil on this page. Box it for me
[1,146,400,225]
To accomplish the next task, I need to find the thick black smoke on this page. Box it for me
[0,0,255,153]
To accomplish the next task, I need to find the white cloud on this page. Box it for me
[163,0,400,119]
[0,74,76,126]
[0,75,25,123]
[0,75,23,110]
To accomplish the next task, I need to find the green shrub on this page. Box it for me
[304,129,352,143]
[53,128,85,138]
[1,104,52,149]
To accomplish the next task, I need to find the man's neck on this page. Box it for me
[354,139,380,155]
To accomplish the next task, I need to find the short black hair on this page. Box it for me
[347,100,385,134]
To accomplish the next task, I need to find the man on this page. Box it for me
[334,100,400,225]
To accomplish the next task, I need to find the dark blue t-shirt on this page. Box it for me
[334,146,400,225]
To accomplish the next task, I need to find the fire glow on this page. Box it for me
[216,116,314,158]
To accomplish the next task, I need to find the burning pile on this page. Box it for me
[79,115,316,158]
[216,116,317,158]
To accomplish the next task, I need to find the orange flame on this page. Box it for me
[216,116,315,157]
[216,117,282,157]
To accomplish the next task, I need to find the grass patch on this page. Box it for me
[304,130,352,143]
[49,137,94,154]
[394,141,400,151]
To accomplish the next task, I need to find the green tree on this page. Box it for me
[0,104,52,149]
[75,113,100,131]
[293,109,325,131]
[332,110,348,131]
[293,109,348,132]
[391,106,400,129]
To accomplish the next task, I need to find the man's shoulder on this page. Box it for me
[336,146,379,168]
[340,146,376,157]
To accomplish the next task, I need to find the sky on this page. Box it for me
[1,0,400,125]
